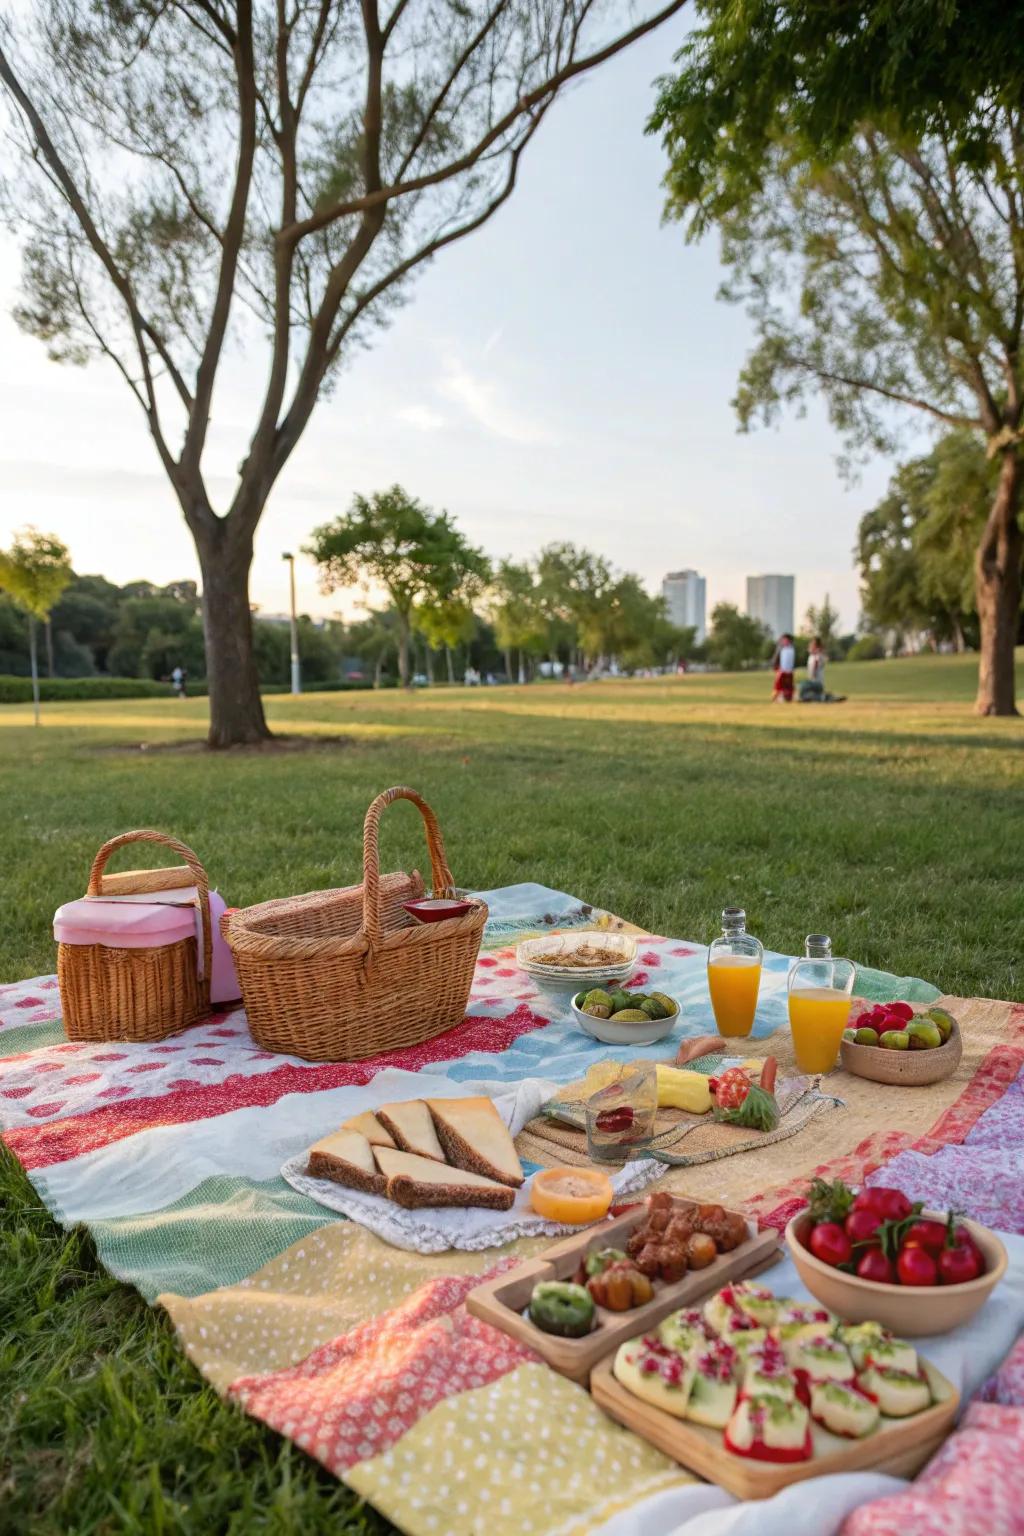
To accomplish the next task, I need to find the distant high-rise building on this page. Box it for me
[746,574,795,639]
[661,569,707,643]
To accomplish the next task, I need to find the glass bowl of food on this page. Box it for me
[515,930,638,997]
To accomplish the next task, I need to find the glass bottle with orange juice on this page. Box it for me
[707,907,763,1038]
[788,935,857,1074]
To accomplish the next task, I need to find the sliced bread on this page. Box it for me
[426,1096,524,1187]
[372,1146,516,1211]
[307,1128,386,1195]
[340,1110,396,1149]
[376,1100,445,1162]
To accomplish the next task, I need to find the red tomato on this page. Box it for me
[896,1246,938,1286]
[952,1224,982,1257]
[855,1247,895,1283]
[902,1220,948,1253]
[852,1188,886,1213]
[884,1001,914,1023]
[845,1208,882,1244]
[809,1222,853,1268]
[711,1068,751,1110]
[872,1188,913,1222]
[938,1243,983,1286]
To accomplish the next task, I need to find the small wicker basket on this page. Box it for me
[59,830,213,1043]
[222,786,487,1061]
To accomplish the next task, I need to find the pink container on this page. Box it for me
[54,889,240,1004]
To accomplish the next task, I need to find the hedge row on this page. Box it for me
[0,676,382,704]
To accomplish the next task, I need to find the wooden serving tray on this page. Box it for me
[590,1355,959,1499]
[466,1197,780,1383]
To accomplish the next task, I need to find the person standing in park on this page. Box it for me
[807,636,826,689]
[771,633,796,702]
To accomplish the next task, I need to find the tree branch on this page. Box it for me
[179,0,257,477]
[279,0,688,244]
[790,354,982,431]
[0,41,195,418]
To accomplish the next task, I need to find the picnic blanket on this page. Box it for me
[3,881,1024,1536]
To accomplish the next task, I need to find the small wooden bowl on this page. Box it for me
[840,1024,961,1086]
[786,1208,1007,1335]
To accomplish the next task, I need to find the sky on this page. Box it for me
[0,21,918,633]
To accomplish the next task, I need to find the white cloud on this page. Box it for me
[438,358,556,445]
[396,404,446,432]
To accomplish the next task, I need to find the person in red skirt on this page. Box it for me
[771,633,796,701]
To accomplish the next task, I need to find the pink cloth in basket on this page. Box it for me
[53,890,239,1003]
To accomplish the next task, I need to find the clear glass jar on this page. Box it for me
[707,907,763,1038]
[788,935,857,1074]
[584,1062,658,1162]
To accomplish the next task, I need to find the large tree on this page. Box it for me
[0,0,686,747]
[652,11,1024,715]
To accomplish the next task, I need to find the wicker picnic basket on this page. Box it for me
[58,830,213,1043]
[221,786,488,1062]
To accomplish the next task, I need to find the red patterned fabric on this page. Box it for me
[841,1402,1024,1536]
[4,1003,551,1170]
[228,1267,537,1475]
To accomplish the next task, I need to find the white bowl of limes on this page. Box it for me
[569,986,679,1046]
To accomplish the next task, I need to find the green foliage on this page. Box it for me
[803,596,842,656]
[706,602,773,671]
[647,0,1024,230]
[107,587,204,679]
[857,433,992,645]
[848,635,887,661]
[306,487,489,685]
[0,528,72,621]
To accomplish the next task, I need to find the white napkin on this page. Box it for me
[280,1075,664,1253]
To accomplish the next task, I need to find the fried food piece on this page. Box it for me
[687,1232,718,1270]
[697,1204,748,1252]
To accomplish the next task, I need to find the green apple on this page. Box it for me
[906,1020,942,1051]
[854,1026,880,1047]
[879,1029,910,1051]
[842,1027,857,1042]
[926,1007,956,1043]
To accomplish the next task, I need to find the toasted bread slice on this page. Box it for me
[376,1100,445,1162]
[340,1110,396,1149]
[373,1146,516,1211]
[307,1129,386,1195]
[426,1096,524,1187]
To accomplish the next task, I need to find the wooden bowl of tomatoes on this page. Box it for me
[785,1179,1008,1336]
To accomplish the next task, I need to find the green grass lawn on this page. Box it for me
[2,654,1023,1532]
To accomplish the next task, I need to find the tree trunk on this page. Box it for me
[445,645,455,684]
[504,647,512,681]
[45,616,55,677]
[374,651,385,688]
[194,522,271,748]
[975,448,1022,716]
[518,652,527,684]
[28,614,40,727]
[397,611,411,688]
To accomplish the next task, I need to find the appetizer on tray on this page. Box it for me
[465,1191,779,1383]
[306,1095,523,1211]
[592,1280,959,1498]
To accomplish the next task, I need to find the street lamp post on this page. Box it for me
[282,551,301,695]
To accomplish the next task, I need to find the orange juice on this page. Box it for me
[788,987,852,1073]
[708,954,762,1037]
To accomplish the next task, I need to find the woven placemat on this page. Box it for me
[515,1056,842,1172]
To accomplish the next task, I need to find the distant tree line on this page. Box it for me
[0,574,347,687]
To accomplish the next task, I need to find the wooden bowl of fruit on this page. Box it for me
[840,1003,962,1086]
[785,1178,1007,1336]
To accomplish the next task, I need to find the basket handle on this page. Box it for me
[362,787,456,946]
[87,829,213,995]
